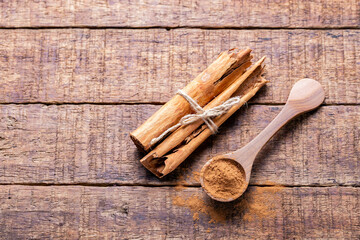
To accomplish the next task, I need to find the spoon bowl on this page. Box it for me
[200,78,325,202]
[200,156,248,202]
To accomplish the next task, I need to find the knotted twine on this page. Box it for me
[150,90,241,146]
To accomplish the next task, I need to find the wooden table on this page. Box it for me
[0,1,359,239]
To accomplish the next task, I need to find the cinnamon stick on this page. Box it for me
[130,48,252,152]
[141,62,267,177]
[140,57,265,164]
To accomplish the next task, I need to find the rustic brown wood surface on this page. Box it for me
[0,0,359,239]
[0,0,358,28]
[0,104,358,186]
[0,29,358,104]
[0,186,359,239]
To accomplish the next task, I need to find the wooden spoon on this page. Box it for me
[200,78,325,202]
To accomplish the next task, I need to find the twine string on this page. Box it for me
[150,90,240,146]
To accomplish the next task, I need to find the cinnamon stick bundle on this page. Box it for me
[130,48,252,152]
[140,58,267,177]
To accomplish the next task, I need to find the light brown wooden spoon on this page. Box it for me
[200,78,325,202]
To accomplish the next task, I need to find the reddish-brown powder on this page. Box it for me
[174,184,187,191]
[239,186,283,221]
[172,195,227,222]
[172,186,284,223]
[174,175,187,191]
[192,171,200,183]
[202,158,246,200]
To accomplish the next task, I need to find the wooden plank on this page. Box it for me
[0,0,358,28]
[0,29,358,104]
[0,185,358,239]
[0,104,358,186]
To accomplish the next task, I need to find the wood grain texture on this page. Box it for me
[0,104,358,186]
[0,185,358,239]
[0,29,358,104]
[0,0,358,28]
[0,1,358,238]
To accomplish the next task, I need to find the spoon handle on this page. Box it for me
[234,104,299,157]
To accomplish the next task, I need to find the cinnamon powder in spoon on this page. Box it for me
[203,158,246,200]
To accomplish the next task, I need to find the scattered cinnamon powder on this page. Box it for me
[174,175,187,191]
[172,195,227,223]
[193,212,200,221]
[202,158,246,200]
[174,184,187,191]
[172,186,284,223]
[239,187,282,221]
[191,171,200,183]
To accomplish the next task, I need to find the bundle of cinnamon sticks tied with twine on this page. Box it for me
[130,48,268,178]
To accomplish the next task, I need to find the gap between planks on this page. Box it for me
[0,26,358,30]
[0,102,358,106]
[0,183,358,188]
